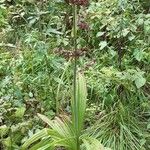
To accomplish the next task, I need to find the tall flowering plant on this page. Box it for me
[21,1,111,150]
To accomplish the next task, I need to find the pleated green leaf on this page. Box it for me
[37,113,77,150]
[71,73,87,136]
[82,137,105,150]
[21,128,49,150]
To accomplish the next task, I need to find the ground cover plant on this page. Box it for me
[0,0,150,150]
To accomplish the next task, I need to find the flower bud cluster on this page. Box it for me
[78,21,89,30]
[54,48,88,59]
[69,0,89,6]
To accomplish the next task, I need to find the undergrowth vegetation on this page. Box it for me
[0,0,150,150]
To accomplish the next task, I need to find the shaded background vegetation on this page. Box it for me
[0,0,150,149]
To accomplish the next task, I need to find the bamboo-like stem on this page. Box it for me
[73,4,80,150]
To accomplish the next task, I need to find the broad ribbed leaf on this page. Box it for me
[37,113,76,150]
[37,113,53,127]
[71,73,87,136]
[82,138,105,150]
[30,139,53,150]
[21,128,49,150]
[38,114,74,138]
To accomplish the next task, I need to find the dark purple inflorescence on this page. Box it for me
[54,47,88,59]
[69,0,89,6]
[78,21,89,30]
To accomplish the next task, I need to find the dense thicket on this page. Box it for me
[0,0,150,149]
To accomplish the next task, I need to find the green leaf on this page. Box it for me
[29,92,34,98]
[135,75,146,88]
[133,49,144,61]
[0,125,9,137]
[128,34,135,41]
[15,107,26,118]
[28,18,37,27]
[3,137,12,148]
[137,18,144,25]
[96,32,105,37]
[99,41,107,50]
[37,113,76,150]
[147,123,150,129]
[71,73,87,136]
[46,28,63,35]
[122,28,130,37]
[37,113,53,127]
[140,139,146,146]
[82,137,105,150]
[21,129,49,150]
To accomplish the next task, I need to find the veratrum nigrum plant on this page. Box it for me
[21,1,111,150]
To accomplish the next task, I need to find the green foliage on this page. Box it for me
[0,0,150,149]
[71,73,87,136]
[21,73,109,150]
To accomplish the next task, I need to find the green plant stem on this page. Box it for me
[73,4,80,150]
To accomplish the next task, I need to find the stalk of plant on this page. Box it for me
[72,4,80,150]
